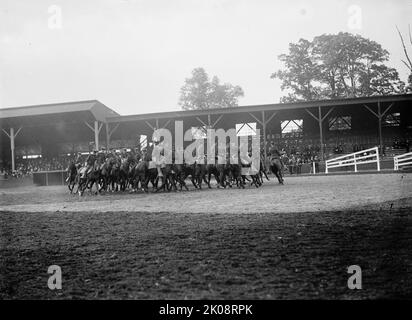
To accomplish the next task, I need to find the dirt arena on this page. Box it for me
[1,173,411,299]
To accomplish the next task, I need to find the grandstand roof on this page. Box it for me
[0,100,118,128]
[0,94,411,128]
[107,93,412,123]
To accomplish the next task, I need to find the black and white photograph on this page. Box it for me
[0,0,411,309]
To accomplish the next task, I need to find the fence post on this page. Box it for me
[354,154,357,173]
[376,147,381,171]
[312,161,316,174]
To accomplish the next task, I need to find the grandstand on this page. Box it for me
[1,94,411,179]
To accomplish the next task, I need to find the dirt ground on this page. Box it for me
[0,173,411,299]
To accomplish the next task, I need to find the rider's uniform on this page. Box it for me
[75,154,82,167]
[84,153,97,175]
[269,147,284,168]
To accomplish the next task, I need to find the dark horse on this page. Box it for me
[269,157,284,184]
[66,161,78,193]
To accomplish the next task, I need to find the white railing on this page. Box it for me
[394,152,412,170]
[325,147,380,174]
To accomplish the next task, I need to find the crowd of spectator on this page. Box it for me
[393,137,410,152]
[1,136,411,179]
[1,156,72,178]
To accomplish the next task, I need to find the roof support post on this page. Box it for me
[10,127,16,172]
[378,102,383,155]
[248,112,263,126]
[363,102,394,155]
[2,127,22,172]
[105,122,110,151]
[161,119,171,130]
[94,121,99,151]
[305,107,334,161]
[212,115,223,128]
[318,107,324,161]
[262,111,269,166]
[196,116,207,128]
[92,121,103,151]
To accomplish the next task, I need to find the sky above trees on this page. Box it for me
[0,0,411,114]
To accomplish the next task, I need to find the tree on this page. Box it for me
[272,32,406,102]
[396,25,412,92]
[271,39,321,103]
[179,68,244,110]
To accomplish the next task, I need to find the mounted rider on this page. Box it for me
[65,152,81,183]
[96,148,106,169]
[268,145,285,169]
[79,150,98,178]
[74,152,83,166]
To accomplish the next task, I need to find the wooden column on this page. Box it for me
[262,111,267,164]
[363,102,394,155]
[94,120,99,150]
[2,127,22,172]
[378,102,383,155]
[105,122,110,151]
[318,107,324,161]
[305,107,334,161]
[84,121,103,151]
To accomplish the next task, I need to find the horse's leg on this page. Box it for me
[190,175,198,189]
[274,169,282,184]
[239,177,245,189]
[254,175,260,187]
[179,174,189,191]
[170,175,178,191]
[203,174,211,189]
[279,166,284,184]
[197,174,202,189]
[88,180,94,195]
[217,170,224,188]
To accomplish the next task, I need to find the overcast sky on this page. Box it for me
[0,0,411,115]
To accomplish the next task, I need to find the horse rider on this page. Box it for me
[73,152,82,167]
[82,150,98,177]
[134,147,142,162]
[65,152,81,182]
[97,149,106,168]
[268,145,285,169]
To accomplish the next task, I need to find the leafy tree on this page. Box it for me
[271,39,321,102]
[396,25,412,92]
[179,68,244,110]
[272,32,406,102]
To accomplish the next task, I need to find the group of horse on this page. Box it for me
[66,154,284,196]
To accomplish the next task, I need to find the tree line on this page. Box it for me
[179,31,412,110]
